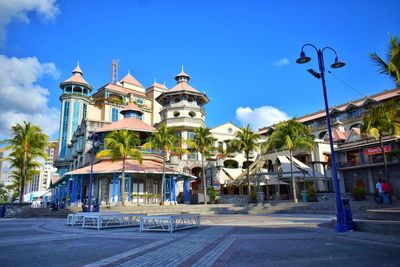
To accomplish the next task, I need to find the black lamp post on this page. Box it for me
[296,44,348,232]
[87,132,99,212]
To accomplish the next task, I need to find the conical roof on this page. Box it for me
[60,63,92,89]
[120,102,143,115]
[120,71,144,88]
[174,65,191,82]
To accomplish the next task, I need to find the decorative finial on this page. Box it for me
[128,69,131,75]
[181,64,184,72]
[154,78,157,84]
[77,60,80,67]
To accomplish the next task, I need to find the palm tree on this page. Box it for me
[96,130,142,206]
[231,125,260,201]
[143,124,183,205]
[1,122,48,203]
[370,35,400,87]
[263,119,314,203]
[186,127,216,205]
[361,100,400,179]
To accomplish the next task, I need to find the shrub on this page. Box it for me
[352,186,366,201]
[207,186,217,203]
[307,187,317,202]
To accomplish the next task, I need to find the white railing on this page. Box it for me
[140,214,200,233]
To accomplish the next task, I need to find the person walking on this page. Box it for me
[375,179,383,204]
[381,179,390,205]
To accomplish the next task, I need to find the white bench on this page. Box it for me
[140,214,200,233]
[82,213,146,230]
[67,212,120,226]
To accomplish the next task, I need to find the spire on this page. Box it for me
[72,61,83,75]
[174,65,191,83]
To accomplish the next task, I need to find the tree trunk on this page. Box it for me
[289,150,298,203]
[161,150,166,205]
[379,137,388,179]
[202,153,207,205]
[246,152,251,202]
[121,157,126,206]
[19,150,27,204]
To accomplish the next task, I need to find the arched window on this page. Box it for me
[318,131,327,139]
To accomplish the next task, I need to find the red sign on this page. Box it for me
[364,146,391,155]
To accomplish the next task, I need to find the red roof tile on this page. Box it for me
[65,159,186,176]
[96,117,155,133]
[120,72,144,88]
[103,83,148,98]
[169,82,199,93]
[297,88,400,123]
[62,73,91,88]
[121,102,142,114]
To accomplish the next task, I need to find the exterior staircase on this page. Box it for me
[7,207,72,218]
[5,199,389,219]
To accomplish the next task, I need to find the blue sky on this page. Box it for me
[0,0,399,140]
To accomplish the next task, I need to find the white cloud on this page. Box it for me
[0,0,59,44]
[0,54,60,139]
[272,57,290,67]
[236,106,290,131]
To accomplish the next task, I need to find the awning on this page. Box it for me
[277,156,309,178]
[222,168,244,180]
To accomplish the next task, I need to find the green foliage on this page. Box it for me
[231,125,260,201]
[207,186,217,203]
[352,186,366,201]
[250,186,257,202]
[1,121,49,203]
[187,127,216,205]
[96,130,142,206]
[263,119,315,203]
[361,101,400,178]
[142,124,185,205]
[307,188,317,202]
[263,119,315,153]
[369,35,400,87]
[0,183,9,203]
[361,101,400,141]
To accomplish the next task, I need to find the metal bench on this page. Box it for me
[82,213,146,230]
[140,214,200,233]
[67,212,120,226]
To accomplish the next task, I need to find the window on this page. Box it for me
[348,109,363,118]
[72,101,80,134]
[112,108,119,122]
[318,131,327,139]
[83,103,87,119]
[189,111,196,117]
[227,127,233,133]
[173,111,180,118]
[60,101,70,158]
[136,98,144,106]
[187,132,195,139]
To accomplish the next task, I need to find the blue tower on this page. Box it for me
[56,63,92,177]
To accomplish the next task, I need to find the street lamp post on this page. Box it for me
[87,132,98,212]
[296,44,348,232]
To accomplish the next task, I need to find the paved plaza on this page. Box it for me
[0,214,399,267]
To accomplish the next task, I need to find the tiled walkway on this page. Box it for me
[1,214,399,266]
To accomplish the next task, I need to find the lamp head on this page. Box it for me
[307,69,321,79]
[331,57,346,68]
[296,51,311,64]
